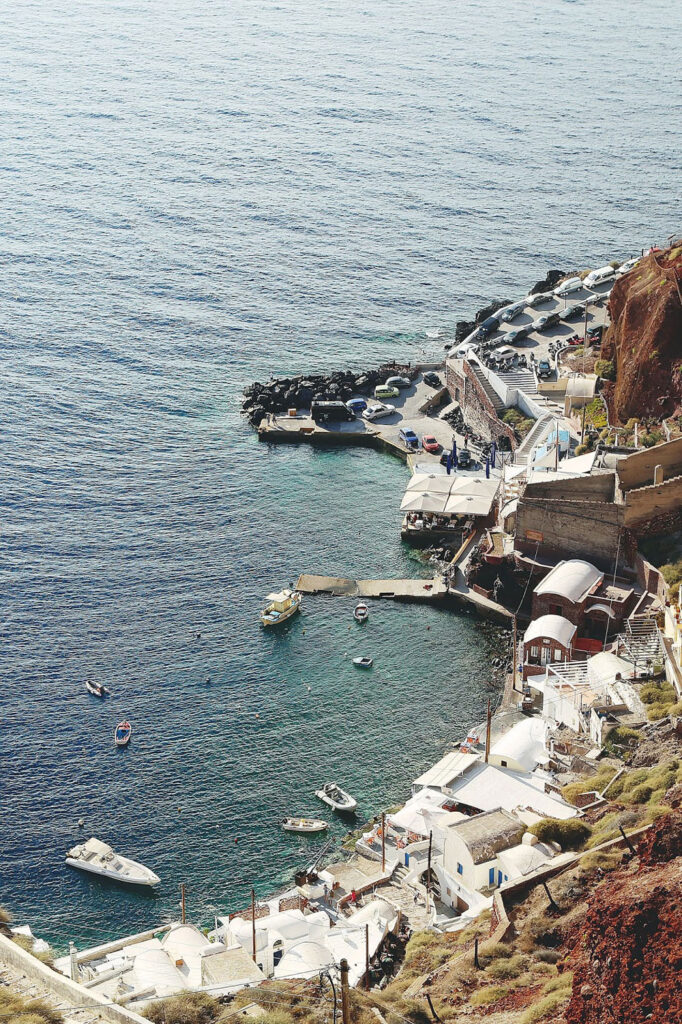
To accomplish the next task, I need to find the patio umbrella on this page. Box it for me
[400,491,448,514]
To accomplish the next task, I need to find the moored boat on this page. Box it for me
[315,782,358,812]
[85,679,110,697]
[114,720,132,747]
[352,656,373,668]
[260,589,301,627]
[282,817,329,833]
[353,603,369,623]
[65,837,159,887]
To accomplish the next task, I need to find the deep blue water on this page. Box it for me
[1,0,679,950]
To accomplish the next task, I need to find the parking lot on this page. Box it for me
[460,278,613,375]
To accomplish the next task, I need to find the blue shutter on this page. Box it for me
[489,866,495,886]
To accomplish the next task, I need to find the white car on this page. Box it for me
[553,276,584,296]
[616,256,641,276]
[584,265,616,288]
[362,403,396,422]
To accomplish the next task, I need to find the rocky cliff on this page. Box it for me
[563,811,682,1024]
[602,244,682,423]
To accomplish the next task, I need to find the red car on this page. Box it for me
[422,435,441,453]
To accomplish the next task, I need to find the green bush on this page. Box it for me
[146,992,221,1024]
[607,725,640,745]
[529,818,591,850]
[543,972,573,994]
[595,359,616,381]
[485,953,527,980]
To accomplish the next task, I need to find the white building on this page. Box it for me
[441,808,525,892]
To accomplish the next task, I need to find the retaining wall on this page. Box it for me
[623,473,682,532]
[445,360,517,448]
[0,933,150,1024]
[617,436,682,491]
[515,498,626,569]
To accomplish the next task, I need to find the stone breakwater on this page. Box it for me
[242,361,413,426]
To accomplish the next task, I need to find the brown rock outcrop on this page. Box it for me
[563,812,682,1023]
[602,245,682,424]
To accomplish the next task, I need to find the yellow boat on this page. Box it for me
[260,589,301,627]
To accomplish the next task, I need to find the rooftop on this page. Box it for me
[447,808,525,864]
[524,614,577,649]
[534,559,604,604]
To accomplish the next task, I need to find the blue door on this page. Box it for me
[489,866,495,886]
[498,870,503,886]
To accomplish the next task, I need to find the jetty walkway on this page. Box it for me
[296,572,511,621]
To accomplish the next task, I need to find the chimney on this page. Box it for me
[654,464,664,485]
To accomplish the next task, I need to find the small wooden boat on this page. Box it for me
[282,817,329,833]
[260,589,301,627]
[315,783,358,812]
[85,679,110,698]
[114,721,132,747]
[352,656,373,668]
[353,603,369,623]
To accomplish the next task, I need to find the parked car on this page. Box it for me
[545,312,561,328]
[374,384,400,400]
[362,403,396,421]
[587,325,604,342]
[399,427,419,449]
[453,342,479,359]
[554,276,584,296]
[527,292,553,308]
[584,266,616,289]
[530,316,550,332]
[421,434,441,453]
[537,359,552,379]
[505,327,529,344]
[493,345,516,362]
[346,397,368,414]
[561,304,583,321]
[616,256,641,276]
[499,303,524,323]
[385,375,411,389]
[311,401,355,423]
[457,448,472,468]
[478,315,500,336]
[423,371,442,388]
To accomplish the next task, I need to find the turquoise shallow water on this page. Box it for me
[1,0,679,950]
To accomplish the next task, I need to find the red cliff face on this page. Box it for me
[602,245,682,424]
[563,812,682,1024]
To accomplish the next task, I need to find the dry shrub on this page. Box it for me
[529,817,591,850]
[469,985,510,1007]
[485,953,527,980]
[256,1014,296,1024]
[146,991,221,1024]
[0,906,12,925]
[520,991,570,1023]
[12,933,55,969]
[578,849,623,873]
[542,972,573,994]
[478,940,513,960]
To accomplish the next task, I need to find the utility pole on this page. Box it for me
[512,617,518,692]
[180,883,186,924]
[381,812,386,873]
[426,830,433,913]
[251,888,257,963]
[340,959,351,1024]
[484,698,492,763]
[365,923,370,991]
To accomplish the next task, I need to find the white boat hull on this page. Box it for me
[315,788,358,812]
[282,818,329,833]
[65,856,159,888]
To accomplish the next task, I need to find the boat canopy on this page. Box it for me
[266,590,293,603]
[82,838,113,857]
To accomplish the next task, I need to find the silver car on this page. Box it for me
[362,403,396,422]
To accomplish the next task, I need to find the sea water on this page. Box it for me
[0,0,678,948]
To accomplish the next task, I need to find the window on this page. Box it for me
[530,645,539,659]
[553,648,563,661]
[549,603,562,616]
[500,759,508,767]
[457,863,463,875]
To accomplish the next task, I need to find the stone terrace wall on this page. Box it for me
[446,359,516,447]
[524,473,616,502]
[516,498,627,570]
[624,474,682,533]
[617,437,682,491]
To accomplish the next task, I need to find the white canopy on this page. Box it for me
[405,473,456,493]
[400,491,448,513]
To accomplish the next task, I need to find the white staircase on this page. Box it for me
[513,413,554,466]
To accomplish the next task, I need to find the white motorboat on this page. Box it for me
[260,589,301,627]
[315,783,358,813]
[352,656,373,668]
[65,837,160,887]
[353,603,369,623]
[282,817,329,833]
